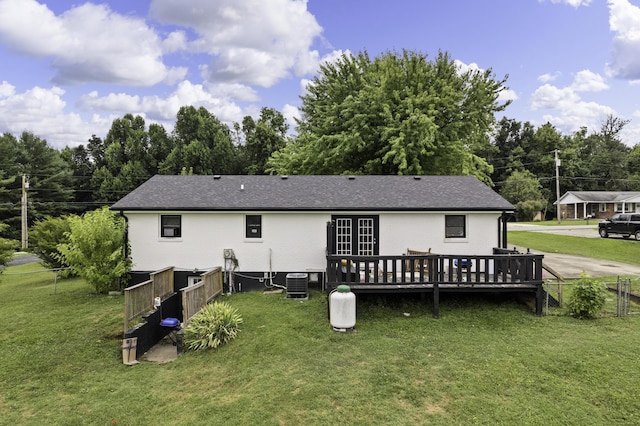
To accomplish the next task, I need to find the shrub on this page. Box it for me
[56,207,130,294]
[566,275,608,319]
[515,199,547,222]
[0,223,18,272]
[184,301,243,351]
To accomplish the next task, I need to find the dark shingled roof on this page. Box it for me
[110,175,515,212]
[560,191,640,203]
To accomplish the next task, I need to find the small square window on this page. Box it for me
[161,215,181,238]
[246,215,262,238]
[445,215,466,238]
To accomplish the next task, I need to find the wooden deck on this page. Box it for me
[326,251,545,317]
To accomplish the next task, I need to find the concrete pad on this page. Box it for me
[139,342,178,364]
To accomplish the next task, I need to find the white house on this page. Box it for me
[111,175,516,291]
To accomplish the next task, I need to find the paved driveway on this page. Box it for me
[509,223,640,279]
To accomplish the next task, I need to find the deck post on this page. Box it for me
[433,282,440,319]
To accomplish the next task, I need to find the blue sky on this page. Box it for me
[0,0,639,150]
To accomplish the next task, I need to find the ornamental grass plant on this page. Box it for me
[184,301,243,351]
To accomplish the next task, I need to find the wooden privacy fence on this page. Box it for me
[181,267,224,325]
[124,266,175,333]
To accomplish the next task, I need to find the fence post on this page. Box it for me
[624,278,630,316]
[617,277,622,317]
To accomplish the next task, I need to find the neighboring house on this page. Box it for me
[556,191,640,220]
[110,175,517,291]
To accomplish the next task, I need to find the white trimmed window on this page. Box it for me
[246,215,262,238]
[160,215,181,238]
[445,215,466,238]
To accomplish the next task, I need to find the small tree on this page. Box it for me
[566,274,608,319]
[29,216,74,275]
[501,170,546,221]
[57,207,131,293]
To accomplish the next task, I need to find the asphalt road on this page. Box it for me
[509,223,640,279]
[0,253,41,269]
[8,253,41,266]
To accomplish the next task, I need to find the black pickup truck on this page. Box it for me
[598,213,640,240]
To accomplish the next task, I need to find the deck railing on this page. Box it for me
[124,279,154,332]
[123,266,176,333]
[326,252,544,316]
[180,267,224,325]
[327,253,543,287]
[150,266,174,299]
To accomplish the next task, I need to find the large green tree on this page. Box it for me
[60,144,96,210]
[0,133,21,235]
[0,132,73,240]
[241,107,289,175]
[586,115,631,190]
[489,118,535,185]
[161,106,239,175]
[267,50,509,181]
[91,114,152,202]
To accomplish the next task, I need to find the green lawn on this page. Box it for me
[508,231,640,266]
[2,262,640,425]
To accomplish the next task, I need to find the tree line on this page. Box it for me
[1,49,639,242]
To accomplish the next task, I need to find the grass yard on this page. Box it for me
[508,231,640,267]
[2,262,640,425]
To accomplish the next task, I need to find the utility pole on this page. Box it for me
[21,174,28,250]
[554,150,561,224]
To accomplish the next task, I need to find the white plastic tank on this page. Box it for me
[330,285,356,332]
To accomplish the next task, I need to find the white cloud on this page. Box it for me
[538,72,561,83]
[150,0,323,87]
[497,88,519,103]
[203,82,259,103]
[531,78,616,134]
[77,91,141,113]
[77,80,247,124]
[281,103,301,131]
[570,70,609,92]
[320,49,352,67]
[540,0,592,7]
[162,31,188,54]
[0,79,255,149]
[531,84,580,110]
[606,0,640,80]
[0,0,186,86]
[0,81,16,97]
[0,85,109,149]
[454,60,481,75]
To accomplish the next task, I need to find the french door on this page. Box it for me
[329,215,379,256]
